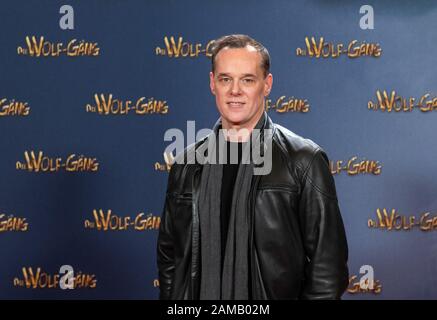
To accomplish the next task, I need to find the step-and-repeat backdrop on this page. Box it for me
[1,0,437,299]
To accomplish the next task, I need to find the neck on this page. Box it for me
[221,108,264,142]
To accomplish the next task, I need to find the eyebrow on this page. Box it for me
[217,73,257,78]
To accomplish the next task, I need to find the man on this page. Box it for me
[157,34,349,300]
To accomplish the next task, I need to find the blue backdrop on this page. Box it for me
[1,0,437,299]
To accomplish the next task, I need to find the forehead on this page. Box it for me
[214,46,262,74]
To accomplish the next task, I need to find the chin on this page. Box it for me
[222,113,247,126]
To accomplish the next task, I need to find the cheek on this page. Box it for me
[214,86,226,97]
[216,93,225,103]
[247,89,264,103]
[216,89,229,102]
[215,95,227,110]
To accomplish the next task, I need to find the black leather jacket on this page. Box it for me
[157,115,349,300]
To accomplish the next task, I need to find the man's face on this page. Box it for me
[209,46,273,130]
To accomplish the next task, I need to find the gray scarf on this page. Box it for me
[198,112,267,300]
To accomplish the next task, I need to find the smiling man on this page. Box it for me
[209,40,272,142]
[157,34,349,300]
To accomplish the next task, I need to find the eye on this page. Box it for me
[219,77,231,83]
[242,78,255,84]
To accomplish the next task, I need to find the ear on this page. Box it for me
[209,71,216,95]
[264,73,273,96]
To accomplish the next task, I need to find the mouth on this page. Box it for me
[227,101,245,107]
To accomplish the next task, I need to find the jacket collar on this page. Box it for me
[195,111,275,161]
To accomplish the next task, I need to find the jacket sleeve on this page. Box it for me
[298,149,349,299]
[156,166,177,300]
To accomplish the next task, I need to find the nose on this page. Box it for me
[230,80,242,96]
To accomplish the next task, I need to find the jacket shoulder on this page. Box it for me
[273,124,323,168]
[273,124,336,198]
